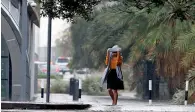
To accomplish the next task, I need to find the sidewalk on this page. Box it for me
[33,93,195,112]
[2,93,195,112]
[34,91,137,104]
[35,93,96,104]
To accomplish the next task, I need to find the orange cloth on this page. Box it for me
[105,51,123,69]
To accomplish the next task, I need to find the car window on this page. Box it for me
[57,58,69,63]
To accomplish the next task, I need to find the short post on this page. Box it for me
[184,80,189,105]
[41,79,44,98]
[79,79,82,101]
[69,78,75,95]
[73,79,79,101]
[149,80,152,105]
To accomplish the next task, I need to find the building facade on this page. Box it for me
[1,0,40,101]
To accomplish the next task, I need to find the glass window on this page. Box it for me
[1,58,9,101]
[1,37,10,101]
[1,58,9,79]
[57,58,69,63]
[1,80,8,100]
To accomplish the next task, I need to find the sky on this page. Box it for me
[39,17,70,47]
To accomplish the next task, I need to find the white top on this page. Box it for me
[108,45,121,52]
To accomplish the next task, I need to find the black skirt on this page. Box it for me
[107,69,124,90]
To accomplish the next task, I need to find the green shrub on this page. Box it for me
[172,89,185,104]
[122,69,132,91]
[82,76,107,96]
[38,73,63,79]
[50,79,69,93]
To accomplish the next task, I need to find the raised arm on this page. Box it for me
[105,50,109,65]
[117,52,123,66]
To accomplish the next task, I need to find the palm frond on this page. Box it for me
[175,26,195,52]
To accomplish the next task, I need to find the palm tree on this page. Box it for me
[175,26,195,103]
[69,0,195,100]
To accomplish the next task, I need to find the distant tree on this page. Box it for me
[55,29,72,57]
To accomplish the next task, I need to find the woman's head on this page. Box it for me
[112,52,117,57]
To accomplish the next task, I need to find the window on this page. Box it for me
[1,41,10,100]
[57,58,69,63]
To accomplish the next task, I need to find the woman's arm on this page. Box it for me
[117,52,123,66]
[105,51,109,65]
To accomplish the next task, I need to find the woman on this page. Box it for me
[105,46,124,105]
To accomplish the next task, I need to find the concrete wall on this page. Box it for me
[1,0,40,101]
[29,22,37,100]
[1,11,24,101]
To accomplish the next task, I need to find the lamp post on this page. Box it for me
[46,15,52,103]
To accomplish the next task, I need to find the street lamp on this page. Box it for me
[46,11,52,103]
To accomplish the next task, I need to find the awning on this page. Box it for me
[27,3,40,27]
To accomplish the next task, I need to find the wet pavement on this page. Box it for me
[2,93,195,112]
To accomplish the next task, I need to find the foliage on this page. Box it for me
[172,89,185,104]
[122,68,134,91]
[55,28,72,57]
[82,76,107,96]
[187,69,195,98]
[50,79,69,93]
[175,27,195,69]
[70,3,144,68]
[68,0,195,100]
[70,18,94,68]
[38,0,100,21]
[38,73,62,79]
[114,0,195,21]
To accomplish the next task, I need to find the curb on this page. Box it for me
[1,101,91,110]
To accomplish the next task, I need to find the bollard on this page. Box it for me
[41,79,44,98]
[146,60,153,105]
[184,80,189,105]
[69,78,75,95]
[149,80,152,105]
[73,79,79,101]
[79,79,82,100]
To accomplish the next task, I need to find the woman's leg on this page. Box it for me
[108,88,114,104]
[113,90,118,105]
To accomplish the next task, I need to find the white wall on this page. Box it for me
[34,25,40,55]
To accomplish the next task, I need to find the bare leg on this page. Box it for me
[113,90,118,105]
[108,89,114,104]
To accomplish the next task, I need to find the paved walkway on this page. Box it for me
[33,93,195,112]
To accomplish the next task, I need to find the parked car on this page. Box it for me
[57,65,70,74]
[40,64,60,74]
[55,57,71,74]
[35,61,47,70]
[76,68,90,74]
[55,57,70,66]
